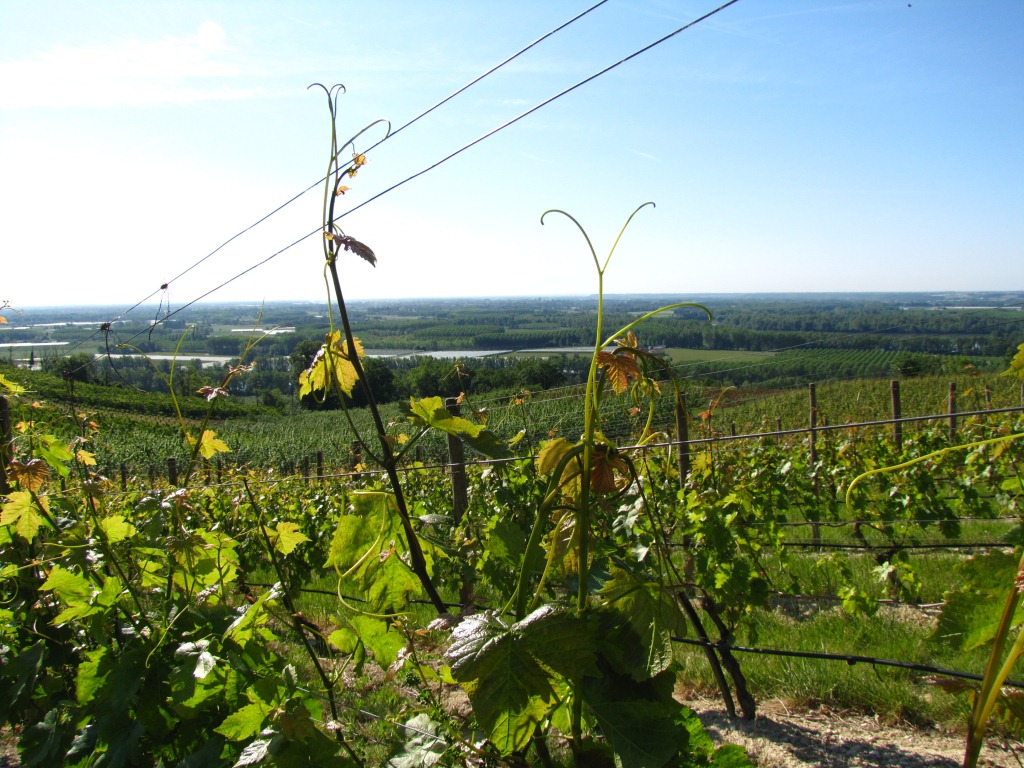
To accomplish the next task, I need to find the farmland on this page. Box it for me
[1,293,1024,767]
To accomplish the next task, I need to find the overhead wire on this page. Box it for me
[107,0,746,348]
[52,0,614,359]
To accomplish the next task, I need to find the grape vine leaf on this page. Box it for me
[597,567,683,681]
[389,714,447,768]
[582,670,685,768]
[405,396,510,459]
[1,490,49,540]
[1002,342,1024,380]
[327,491,430,611]
[266,521,309,555]
[187,429,231,460]
[299,331,363,398]
[446,605,596,754]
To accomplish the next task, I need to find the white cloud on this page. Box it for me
[0,21,261,109]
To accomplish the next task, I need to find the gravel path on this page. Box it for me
[687,697,1023,768]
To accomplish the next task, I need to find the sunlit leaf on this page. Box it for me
[76,449,97,466]
[1,490,50,540]
[536,437,575,476]
[298,331,362,398]
[196,430,231,460]
[266,521,309,555]
[406,396,510,459]
[0,373,25,395]
[1003,343,1024,381]
[597,350,642,395]
[9,459,49,492]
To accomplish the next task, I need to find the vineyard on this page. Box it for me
[2,76,1023,768]
[3,289,1024,768]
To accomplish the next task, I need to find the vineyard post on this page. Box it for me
[808,383,820,548]
[0,395,11,495]
[149,464,156,488]
[445,397,468,525]
[675,392,690,481]
[316,450,324,483]
[948,381,957,442]
[120,463,128,491]
[890,380,902,453]
[776,417,782,433]
[216,458,222,484]
[984,386,992,410]
[302,456,310,484]
[167,457,178,487]
[729,422,736,437]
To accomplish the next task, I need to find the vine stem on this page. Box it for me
[243,481,364,767]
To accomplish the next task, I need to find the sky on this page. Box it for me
[1,0,1022,310]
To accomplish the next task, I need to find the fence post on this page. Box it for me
[167,457,178,487]
[948,381,957,442]
[217,458,222,484]
[350,441,362,471]
[675,393,690,482]
[0,396,12,495]
[890,380,902,453]
[120,463,128,491]
[316,450,324,483]
[445,397,468,526]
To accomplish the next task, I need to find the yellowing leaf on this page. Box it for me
[298,331,363,398]
[0,373,26,395]
[197,430,230,460]
[9,459,49,491]
[0,315,7,324]
[536,438,575,476]
[597,351,642,395]
[77,450,97,466]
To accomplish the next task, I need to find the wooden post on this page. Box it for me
[948,381,957,442]
[890,380,902,453]
[776,418,782,433]
[984,386,992,410]
[216,458,222,484]
[445,397,468,526]
[120,463,128,491]
[167,457,178,487]
[350,441,362,471]
[729,422,736,437]
[0,396,12,495]
[316,450,324,483]
[302,456,310,484]
[674,393,690,482]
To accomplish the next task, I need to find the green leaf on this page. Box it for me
[405,396,510,458]
[0,372,26,395]
[598,568,682,681]
[933,551,1024,651]
[583,672,685,768]
[234,737,273,766]
[98,514,136,543]
[216,701,270,741]
[267,521,309,555]
[326,492,429,612]
[585,671,688,768]
[350,615,407,670]
[446,605,596,754]
[76,647,110,705]
[0,490,49,540]
[388,714,447,768]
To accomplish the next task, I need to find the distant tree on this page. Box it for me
[44,352,95,383]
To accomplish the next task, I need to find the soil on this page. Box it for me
[685,696,1024,768]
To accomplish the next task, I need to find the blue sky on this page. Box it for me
[1,0,1021,308]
